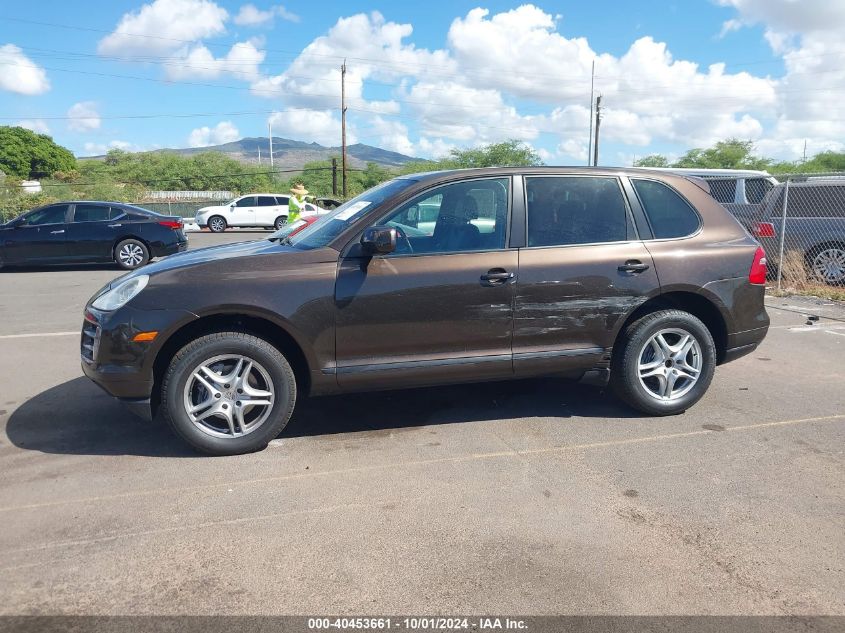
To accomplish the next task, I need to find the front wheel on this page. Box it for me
[208,216,227,233]
[115,238,150,270]
[160,332,297,455]
[611,309,716,416]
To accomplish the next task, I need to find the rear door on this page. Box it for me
[2,204,71,264]
[254,195,280,226]
[66,203,123,261]
[513,175,660,376]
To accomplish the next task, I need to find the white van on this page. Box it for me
[195,194,291,232]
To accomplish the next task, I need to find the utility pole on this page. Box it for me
[257,146,261,165]
[331,158,338,196]
[592,95,602,167]
[268,122,274,169]
[341,59,348,198]
[587,59,595,166]
[802,139,807,163]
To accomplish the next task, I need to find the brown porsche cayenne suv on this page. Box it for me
[81,167,769,455]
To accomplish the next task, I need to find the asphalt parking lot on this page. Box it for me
[0,231,843,616]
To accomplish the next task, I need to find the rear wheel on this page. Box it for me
[161,332,297,455]
[115,238,150,270]
[274,216,288,230]
[808,243,845,285]
[208,216,227,233]
[611,309,716,416]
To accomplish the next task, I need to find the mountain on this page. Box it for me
[84,137,420,170]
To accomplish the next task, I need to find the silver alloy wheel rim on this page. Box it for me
[812,247,845,284]
[637,328,703,401]
[275,217,286,229]
[119,243,144,267]
[210,218,225,231]
[183,354,275,439]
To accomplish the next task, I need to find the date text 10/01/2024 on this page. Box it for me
[307,617,528,630]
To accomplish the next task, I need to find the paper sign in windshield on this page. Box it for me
[334,201,371,221]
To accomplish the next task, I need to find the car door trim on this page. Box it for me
[330,353,512,375]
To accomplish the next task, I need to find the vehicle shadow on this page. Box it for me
[5,374,635,457]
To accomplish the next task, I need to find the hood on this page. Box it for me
[196,205,226,214]
[141,239,284,276]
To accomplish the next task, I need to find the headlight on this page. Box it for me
[91,275,149,311]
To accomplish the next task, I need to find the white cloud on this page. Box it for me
[187,120,240,147]
[16,119,50,134]
[718,0,845,159]
[0,44,50,95]
[165,40,265,80]
[98,0,229,55]
[82,140,138,156]
[67,102,101,132]
[267,109,353,147]
[234,4,299,26]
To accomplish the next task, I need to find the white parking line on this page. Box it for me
[0,331,78,340]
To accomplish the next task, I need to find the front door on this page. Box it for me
[2,204,70,264]
[514,175,660,376]
[335,177,516,391]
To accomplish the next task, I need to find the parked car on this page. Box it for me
[81,167,769,455]
[315,197,343,210]
[653,168,778,229]
[753,179,845,285]
[1,201,187,270]
[268,213,321,240]
[195,194,291,232]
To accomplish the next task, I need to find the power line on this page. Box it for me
[25,166,367,189]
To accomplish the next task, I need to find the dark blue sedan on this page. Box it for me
[0,201,188,270]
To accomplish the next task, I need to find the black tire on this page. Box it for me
[610,309,716,416]
[161,332,297,456]
[114,238,150,270]
[274,215,288,230]
[208,215,227,233]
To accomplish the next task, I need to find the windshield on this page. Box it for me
[286,178,418,250]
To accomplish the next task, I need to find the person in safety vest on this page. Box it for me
[289,184,308,216]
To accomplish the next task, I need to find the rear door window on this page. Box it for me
[257,196,277,206]
[706,179,737,204]
[71,204,111,222]
[526,176,629,247]
[744,178,773,204]
[632,179,701,239]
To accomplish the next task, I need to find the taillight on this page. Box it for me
[158,219,183,229]
[749,247,767,285]
[753,222,775,238]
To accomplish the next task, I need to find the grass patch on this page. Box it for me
[767,250,845,302]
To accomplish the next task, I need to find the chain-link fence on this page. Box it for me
[698,172,845,290]
[135,201,213,218]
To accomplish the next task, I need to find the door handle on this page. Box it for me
[618,260,650,273]
[50,230,65,234]
[480,269,515,285]
[108,223,122,228]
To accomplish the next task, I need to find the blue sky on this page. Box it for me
[0,0,842,163]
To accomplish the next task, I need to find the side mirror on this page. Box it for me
[360,226,397,255]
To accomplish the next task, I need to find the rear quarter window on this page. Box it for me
[705,178,737,204]
[632,179,701,239]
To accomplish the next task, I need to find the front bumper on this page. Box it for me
[80,305,198,414]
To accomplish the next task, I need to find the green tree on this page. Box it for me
[402,139,544,174]
[634,154,670,168]
[672,138,771,170]
[0,126,76,179]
